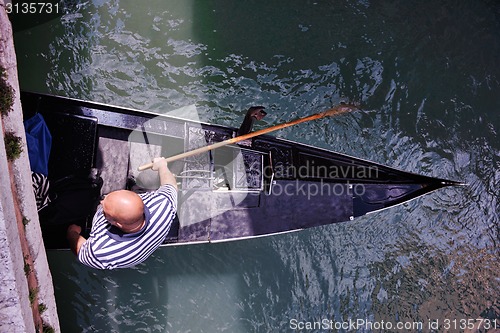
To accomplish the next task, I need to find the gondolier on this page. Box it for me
[66,158,178,269]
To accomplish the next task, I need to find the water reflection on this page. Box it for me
[370,240,499,328]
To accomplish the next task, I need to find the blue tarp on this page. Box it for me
[24,113,52,176]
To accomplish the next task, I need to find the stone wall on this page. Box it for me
[0,1,60,332]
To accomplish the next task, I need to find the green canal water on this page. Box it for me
[10,1,499,332]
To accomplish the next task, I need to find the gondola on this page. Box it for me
[20,91,462,250]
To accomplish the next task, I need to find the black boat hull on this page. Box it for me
[20,92,460,249]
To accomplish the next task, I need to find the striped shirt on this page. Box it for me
[78,184,177,270]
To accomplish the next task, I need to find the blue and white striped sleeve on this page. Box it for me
[154,184,178,212]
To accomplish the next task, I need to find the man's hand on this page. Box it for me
[67,224,82,235]
[152,157,168,171]
[67,224,86,256]
[152,157,177,189]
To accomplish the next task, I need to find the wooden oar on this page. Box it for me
[138,104,358,171]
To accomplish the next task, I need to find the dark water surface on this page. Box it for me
[12,1,499,332]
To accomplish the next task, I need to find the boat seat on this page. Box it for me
[127,132,162,190]
[41,111,97,180]
[95,127,130,193]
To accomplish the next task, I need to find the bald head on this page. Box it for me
[101,190,145,232]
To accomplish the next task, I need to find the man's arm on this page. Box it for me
[67,224,87,256]
[152,157,177,190]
